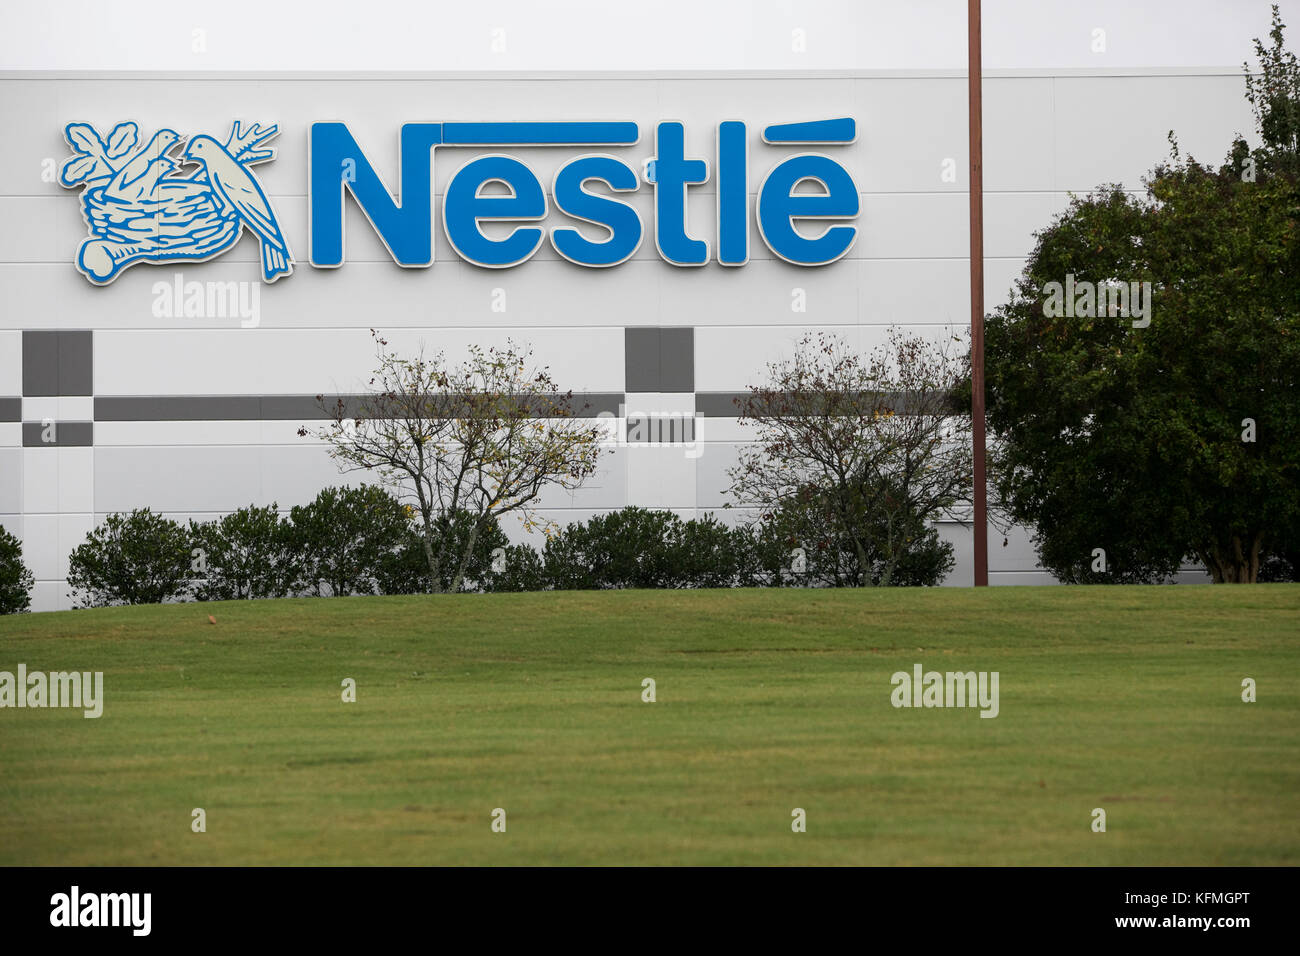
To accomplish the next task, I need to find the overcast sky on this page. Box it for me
[2,0,1296,72]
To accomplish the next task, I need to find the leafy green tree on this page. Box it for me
[189,504,297,601]
[986,162,1300,583]
[289,485,410,597]
[0,526,34,614]
[1240,5,1300,178]
[67,509,193,607]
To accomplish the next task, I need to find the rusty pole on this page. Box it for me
[969,0,988,586]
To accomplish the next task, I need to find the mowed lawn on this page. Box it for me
[0,586,1297,866]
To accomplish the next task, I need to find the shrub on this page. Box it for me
[0,525,34,614]
[67,509,193,607]
[874,523,955,586]
[531,507,757,590]
[289,485,410,597]
[673,513,752,589]
[755,488,955,587]
[478,543,549,593]
[544,507,683,589]
[190,504,297,600]
[1258,523,1300,583]
[374,533,429,595]
[731,521,796,588]
[377,511,510,594]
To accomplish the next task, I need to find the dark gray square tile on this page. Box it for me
[625,327,662,392]
[22,330,92,396]
[659,328,695,393]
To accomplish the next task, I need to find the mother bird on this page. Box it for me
[182,134,293,282]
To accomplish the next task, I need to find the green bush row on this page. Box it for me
[483,505,955,592]
[16,487,1293,611]
[62,486,508,608]
[51,487,955,608]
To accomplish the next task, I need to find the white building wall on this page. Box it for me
[0,68,1244,609]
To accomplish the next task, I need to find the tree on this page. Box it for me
[67,509,193,607]
[727,329,973,586]
[0,526,34,614]
[985,163,1300,583]
[189,504,297,601]
[289,485,410,597]
[301,333,606,593]
[1241,4,1300,178]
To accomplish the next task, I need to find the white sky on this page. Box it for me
[1,0,1296,71]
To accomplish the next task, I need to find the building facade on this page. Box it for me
[0,68,1249,610]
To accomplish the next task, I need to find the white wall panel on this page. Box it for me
[94,327,626,394]
[1051,75,1252,191]
[0,331,21,392]
[0,448,22,513]
[694,322,961,392]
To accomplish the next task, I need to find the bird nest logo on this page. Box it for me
[59,120,294,285]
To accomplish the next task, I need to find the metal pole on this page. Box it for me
[969,0,988,587]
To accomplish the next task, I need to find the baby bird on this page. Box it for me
[108,129,179,197]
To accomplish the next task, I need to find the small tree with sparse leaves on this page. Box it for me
[728,329,975,587]
[301,332,606,593]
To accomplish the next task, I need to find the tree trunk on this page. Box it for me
[879,552,899,588]
[449,517,482,594]
[1202,534,1261,584]
[420,513,442,593]
[851,537,872,587]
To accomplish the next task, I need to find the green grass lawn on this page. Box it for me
[1,585,1297,866]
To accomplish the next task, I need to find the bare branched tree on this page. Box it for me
[300,331,607,593]
[728,328,976,587]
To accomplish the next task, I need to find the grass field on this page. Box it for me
[1,585,1297,866]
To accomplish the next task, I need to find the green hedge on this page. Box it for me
[63,496,956,608]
